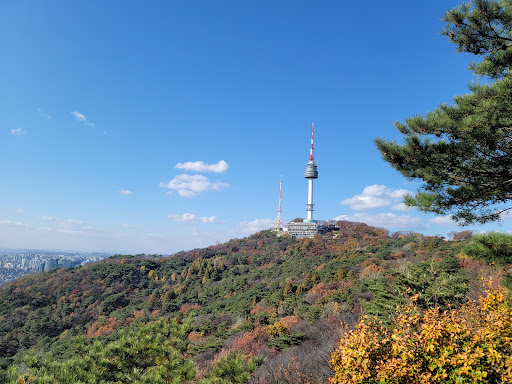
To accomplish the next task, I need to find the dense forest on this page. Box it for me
[1,220,508,383]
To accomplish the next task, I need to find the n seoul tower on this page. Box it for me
[304,122,318,223]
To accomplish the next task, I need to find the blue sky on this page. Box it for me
[1,1,510,254]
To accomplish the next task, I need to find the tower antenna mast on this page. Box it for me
[273,174,284,230]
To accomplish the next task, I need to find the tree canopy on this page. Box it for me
[375,0,512,224]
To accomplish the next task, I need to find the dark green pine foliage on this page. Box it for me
[442,0,512,79]
[202,352,261,384]
[464,232,512,264]
[399,255,469,310]
[358,255,468,323]
[375,0,512,225]
[268,332,305,351]
[8,317,197,384]
[358,276,405,323]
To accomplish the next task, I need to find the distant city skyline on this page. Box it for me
[1,1,510,254]
[0,249,109,284]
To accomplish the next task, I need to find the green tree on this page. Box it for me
[375,0,512,224]
[9,317,196,383]
[464,232,512,264]
[283,280,293,297]
[200,352,260,384]
[442,0,512,79]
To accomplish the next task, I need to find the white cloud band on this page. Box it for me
[239,219,274,233]
[71,111,95,126]
[428,215,457,225]
[175,160,229,173]
[160,174,229,197]
[334,212,423,230]
[11,128,25,136]
[169,213,217,223]
[342,184,411,211]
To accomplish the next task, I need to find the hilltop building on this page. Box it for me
[287,219,328,238]
[287,122,327,239]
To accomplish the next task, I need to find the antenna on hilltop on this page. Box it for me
[273,174,285,231]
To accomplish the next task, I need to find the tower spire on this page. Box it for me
[309,121,315,162]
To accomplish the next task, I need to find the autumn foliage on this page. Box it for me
[330,281,512,383]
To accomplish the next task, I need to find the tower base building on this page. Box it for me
[286,220,328,238]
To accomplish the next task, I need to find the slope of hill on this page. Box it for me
[0,221,495,383]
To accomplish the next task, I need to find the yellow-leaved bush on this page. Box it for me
[330,281,512,383]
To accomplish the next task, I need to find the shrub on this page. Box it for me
[330,281,512,383]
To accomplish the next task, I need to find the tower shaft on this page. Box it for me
[306,179,314,221]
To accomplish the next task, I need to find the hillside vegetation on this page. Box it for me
[0,221,506,383]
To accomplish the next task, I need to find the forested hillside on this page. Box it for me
[0,221,502,383]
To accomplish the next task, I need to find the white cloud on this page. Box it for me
[71,111,87,121]
[11,128,25,135]
[122,224,144,228]
[16,209,24,213]
[341,184,411,211]
[71,111,95,126]
[39,216,96,233]
[169,213,217,223]
[175,160,229,173]
[120,190,133,195]
[239,219,274,233]
[428,215,457,225]
[37,108,52,120]
[144,233,164,240]
[333,212,423,229]
[391,202,412,211]
[500,210,512,220]
[0,220,26,227]
[160,174,229,198]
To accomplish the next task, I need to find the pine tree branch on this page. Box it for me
[457,21,512,43]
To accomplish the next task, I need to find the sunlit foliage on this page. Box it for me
[330,281,512,383]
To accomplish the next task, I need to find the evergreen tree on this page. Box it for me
[443,0,512,79]
[283,280,293,297]
[464,232,512,264]
[375,0,512,224]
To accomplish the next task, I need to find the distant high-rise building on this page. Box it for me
[44,259,58,272]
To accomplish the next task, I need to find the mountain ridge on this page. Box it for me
[0,220,490,383]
